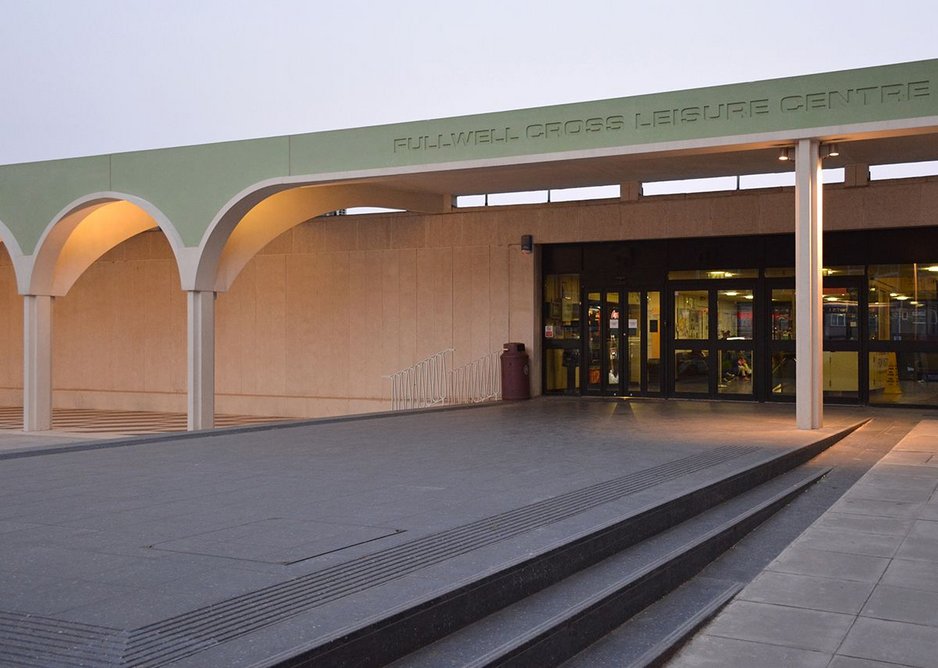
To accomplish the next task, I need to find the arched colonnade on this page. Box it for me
[1,182,451,431]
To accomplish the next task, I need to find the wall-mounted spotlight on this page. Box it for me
[521,234,533,254]
[778,147,795,162]
[821,143,840,159]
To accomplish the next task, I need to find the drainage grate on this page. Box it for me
[120,444,758,667]
[0,612,126,668]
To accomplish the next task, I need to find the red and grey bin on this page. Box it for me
[500,342,531,400]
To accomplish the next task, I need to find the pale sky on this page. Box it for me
[1,0,936,166]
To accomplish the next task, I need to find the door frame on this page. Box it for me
[579,286,663,397]
[668,279,760,400]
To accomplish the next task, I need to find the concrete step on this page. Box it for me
[561,576,742,667]
[273,422,864,667]
[389,465,829,668]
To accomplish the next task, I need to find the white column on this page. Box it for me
[795,138,823,429]
[23,295,53,431]
[187,290,216,431]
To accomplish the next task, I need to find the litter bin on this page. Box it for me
[501,342,531,400]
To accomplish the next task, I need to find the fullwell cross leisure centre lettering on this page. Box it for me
[392,79,932,153]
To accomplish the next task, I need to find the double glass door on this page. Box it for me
[584,288,661,396]
[672,283,756,397]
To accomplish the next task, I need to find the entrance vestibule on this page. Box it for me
[541,230,938,408]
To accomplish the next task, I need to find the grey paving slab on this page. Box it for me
[666,634,832,667]
[828,496,925,519]
[794,524,905,558]
[861,584,938,626]
[828,657,919,668]
[738,571,875,615]
[766,544,891,582]
[881,557,938,593]
[838,617,938,666]
[698,600,854,653]
[840,481,937,504]
[815,511,914,537]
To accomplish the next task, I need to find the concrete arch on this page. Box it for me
[0,217,28,293]
[27,193,187,297]
[194,181,451,292]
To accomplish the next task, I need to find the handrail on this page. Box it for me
[385,349,502,411]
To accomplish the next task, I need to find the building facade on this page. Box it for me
[2,59,938,430]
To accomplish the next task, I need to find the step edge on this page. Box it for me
[467,466,831,668]
[626,580,743,668]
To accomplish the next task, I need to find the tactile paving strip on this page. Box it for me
[0,612,126,668]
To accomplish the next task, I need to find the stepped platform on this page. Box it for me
[0,399,920,667]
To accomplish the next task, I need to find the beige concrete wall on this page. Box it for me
[214,214,530,417]
[51,233,188,412]
[0,244,23,406]
[1,176,936,418]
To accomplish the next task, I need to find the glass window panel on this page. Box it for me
[824,351,858,398]
[869,352,938,406]
[869,263,938,342]
[717,289,754,340]
[607,292,621,387]
[543,274,581,340]
[626,292,641,392]
[771,289,795,340]
[646,292,662,391]
[765,266,864,278]
[770,351,797,396]
[718,349,753,395]
[586,292,602,390]
[668,269,757,280]
[674,349,709,393]
[545,348,580,392]
[674,290,709,339]
[823,287,859,341]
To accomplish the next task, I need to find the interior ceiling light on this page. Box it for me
[724,291,739,296]
[778,147,794,161]
[926,265,938,272]
[889,292,899,297]
[896,295,910,301]
[744,294,754,300]
[824,296,839,301]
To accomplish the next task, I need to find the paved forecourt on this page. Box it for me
[0,399,891,666]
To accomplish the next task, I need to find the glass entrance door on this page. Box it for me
[671,283,757,398]
[582,288,659,396]
[585,289,622,395]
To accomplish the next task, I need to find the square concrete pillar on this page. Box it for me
[23,295,53,431]
[187,290,216,430]
[795,139,823,429]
